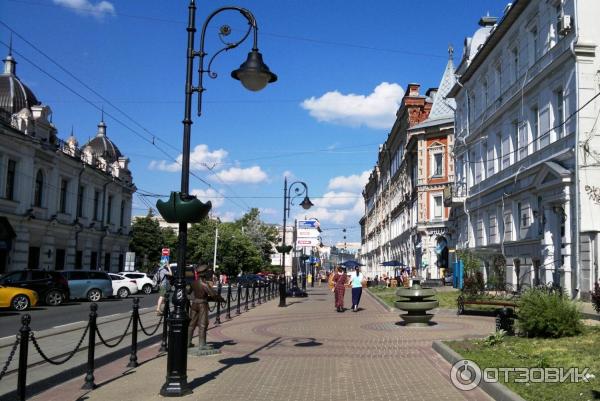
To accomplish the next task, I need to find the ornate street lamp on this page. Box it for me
[279,177,312,306]
[156,1,276,396]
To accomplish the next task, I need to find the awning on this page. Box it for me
[380,260,405,267]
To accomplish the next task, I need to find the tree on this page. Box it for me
[236,208,278,267]
[129,210,163,271]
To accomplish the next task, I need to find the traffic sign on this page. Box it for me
[297,219,320,230]
[297,229,320,238]
[162,248,170,256]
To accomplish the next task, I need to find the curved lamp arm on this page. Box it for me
[286,181,313,218]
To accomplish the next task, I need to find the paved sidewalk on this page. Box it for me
[33,288,496,401]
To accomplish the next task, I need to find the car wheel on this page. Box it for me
[117,287,130,299]
[45,290,64,306]
[87,289,102,302]
[12,295,30,311]
[142,284,152,295]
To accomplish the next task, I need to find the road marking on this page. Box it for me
[101,314,121,319]
[53,321,84,329]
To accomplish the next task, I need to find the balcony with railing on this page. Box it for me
[443,181,467,207]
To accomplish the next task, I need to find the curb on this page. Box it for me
[432,340,527,401]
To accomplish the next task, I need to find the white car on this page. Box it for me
[108,273,139,298]
[117,271,157,295]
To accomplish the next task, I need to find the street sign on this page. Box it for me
[296,238,320,247]
[161,248,170,256]
[297,229,320,238]
[297,219,320,230]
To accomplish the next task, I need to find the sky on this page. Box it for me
[0,0,508,247]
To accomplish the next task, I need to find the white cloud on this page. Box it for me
[149,144,228,173]
[213,166,268,184]
[216,211,237,222]
[53,0,115,19]
[314,191,359,209]
[327,170,370,192]
[190,188,224,209]
[301,82,404,129]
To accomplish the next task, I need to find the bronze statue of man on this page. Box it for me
[188,264,223,354]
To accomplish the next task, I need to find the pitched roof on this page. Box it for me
[428,56,456,120]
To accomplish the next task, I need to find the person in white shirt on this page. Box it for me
[349,266,366,312]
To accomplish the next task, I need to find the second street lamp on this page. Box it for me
[279,177,313,306]
[156,1,276,397]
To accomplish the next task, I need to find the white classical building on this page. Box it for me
[0,48,135,273]
[447,0,600,299]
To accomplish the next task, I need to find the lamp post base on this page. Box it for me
[160,305,192,397]
[278,276,286,307]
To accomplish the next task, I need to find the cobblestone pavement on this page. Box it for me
[36,288,496,401]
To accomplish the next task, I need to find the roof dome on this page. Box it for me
[0,50,41,115]
[83,120,123,162]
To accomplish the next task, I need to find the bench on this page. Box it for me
[457,294,517,315]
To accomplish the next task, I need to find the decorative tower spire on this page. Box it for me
[97,105,107,137]
[448,44,454,61]
[3,33,17,75]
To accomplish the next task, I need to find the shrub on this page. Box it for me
[463,273,484,296]
[517,288,583,338]
[483,329,506,346]
[592,281,600,314]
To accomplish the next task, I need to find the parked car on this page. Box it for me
[236,274,268,288]
[0,270,69,306]
[60,271,113,302]
[118,271,156,294]
[0,285,38,311]
[108,273,139,298]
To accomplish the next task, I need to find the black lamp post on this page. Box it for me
[157,1,276,396]
[279,177,312,306]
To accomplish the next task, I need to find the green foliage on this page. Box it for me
[456,249,482,276]
[483,329,506,347]
[129,210,174,271]
[592,281,600,314]
[517,288,583,338]
[463,271,485,296]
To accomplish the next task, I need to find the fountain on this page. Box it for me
[395,279,439,326]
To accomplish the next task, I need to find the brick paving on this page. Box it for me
[32,288,496,401]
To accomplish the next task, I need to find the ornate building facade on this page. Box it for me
[0,48,135,273]
[360,55,455,280]
[447,0,600,299]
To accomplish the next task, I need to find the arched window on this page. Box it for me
[34,170,44,207]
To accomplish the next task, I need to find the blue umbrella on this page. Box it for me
[380,260,405,267]
[341,260,363,268]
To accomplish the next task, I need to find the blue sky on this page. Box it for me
[1,0,507,246]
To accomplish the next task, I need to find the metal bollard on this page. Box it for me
[226,282,232,320]
[82,303,97,390]
[215,282,222,325]
[236,284,242,315]
[279,275,286,307]
[17,314,31,401]
[159,296,169,353]
[257,284,262,305]
[127,298,139,368]
[251,283,256,308]
[244,285,249,311]
[496,307,515,334]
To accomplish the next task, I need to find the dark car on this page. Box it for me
[0,270,69,306]
[236,274,268,288]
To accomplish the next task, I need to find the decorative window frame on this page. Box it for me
[429,142,445,178]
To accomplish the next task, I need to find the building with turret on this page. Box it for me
[0,45,135,273]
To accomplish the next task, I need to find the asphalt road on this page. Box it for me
[0,292,160,338]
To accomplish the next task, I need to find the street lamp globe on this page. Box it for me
[300,196,313,210]
[231,49,278,91]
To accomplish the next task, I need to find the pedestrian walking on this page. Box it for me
[155,262,172,315]
[332,266,348,312]
[349,266,366,312]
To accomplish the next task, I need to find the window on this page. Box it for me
[119,200,125,227]
[486,140,495,177]
[482,142,488,181]
[483,80,489,108]
[496,133,503,171]
[431,149,443,177]
[555,89,564,138]
[512,47,519,82]
[504,210,513,241]
[517,202,522,233]
[476,216,484,246]
[495,63,502,99]
[474,147,482,183]
[59,179,68,213]
[77,186,84,217]
[539,107,550,148]
[469,94,476,123]
[433,195,443,219]
[5,159,16,200]
[34,170,43,207]
[55,249,66,270]
[28,247,40,269]
[75,251,83,270]
[489,211,498,244]
[104,252,111,271]
[502,133,511,169]
[93,190,100,221]
[531,106,539,151]
[530,26,539,65]
[518,122,528,160]
[90,251,98,270]
[107,195,113,224]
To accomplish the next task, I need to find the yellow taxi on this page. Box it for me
[0,285,38,311]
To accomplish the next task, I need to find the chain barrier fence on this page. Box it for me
[0,279,278,400]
